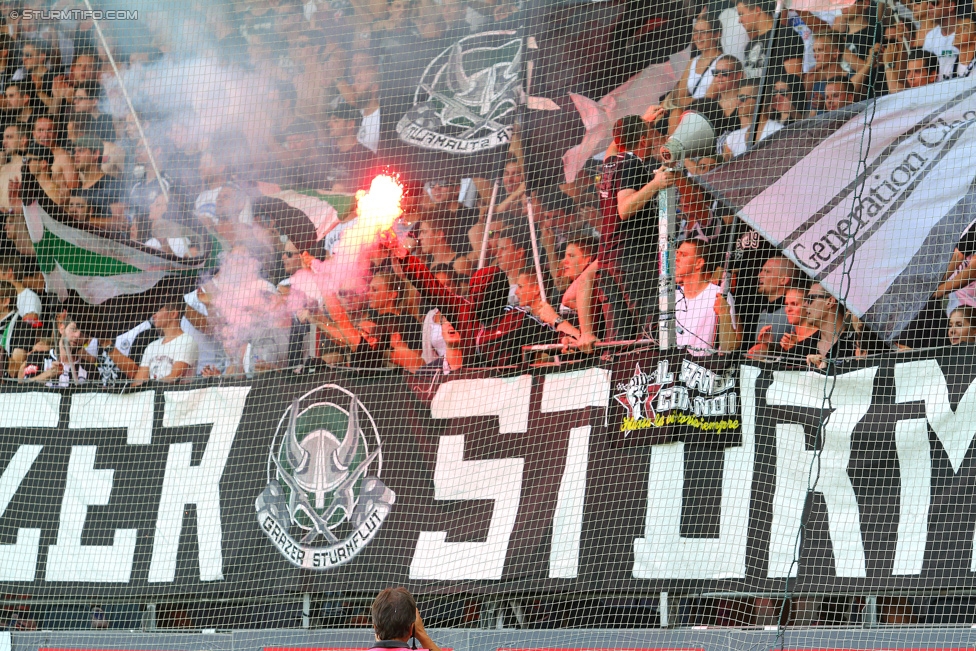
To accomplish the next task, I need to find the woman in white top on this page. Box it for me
[722,82,784,160]
[671,16,725,108]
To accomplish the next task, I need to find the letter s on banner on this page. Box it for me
[410,376,532,580]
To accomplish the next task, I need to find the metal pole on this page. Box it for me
[863,595,878,627]
[83,0,168,203]
[658,185,677,350]
[747,0,784,151]
[478,180,501,270]
[523,194,548,305]
[302,593,311,628]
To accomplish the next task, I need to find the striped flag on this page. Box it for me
[23,200,203,305]
[700,76,976,342]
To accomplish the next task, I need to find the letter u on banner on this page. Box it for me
[632,365,759,579]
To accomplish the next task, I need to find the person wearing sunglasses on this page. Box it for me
[678,54,743,137]
[721,81,784,160]
[681,55,747,173]
[783,282,859,368]
[671,16,725,109]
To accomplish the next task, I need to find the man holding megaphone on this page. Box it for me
[572,108,675,352]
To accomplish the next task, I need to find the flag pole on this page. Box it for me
[523,194,548,305]
[748,0,785,150]
[478,180,501,270]
[82,0,168,203]
[658,173,678,350]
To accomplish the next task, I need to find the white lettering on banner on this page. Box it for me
[541,368,611,579]
[0,392,57,582]
[148,387,249,583]
[893,418,930,575]
[740,81,976,316]
[69,392,155,444]
[46,393,156,582]
[632,365,759,579]
[766,367,877,578]
[0,446,43,581]
[413,376,531,579]
[0,392,60,428]
[431,375,532,433]
[409,435,524,580]
[46,446,138,582]
[894,359,976,572]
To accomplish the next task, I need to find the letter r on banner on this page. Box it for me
[149,387,249,583]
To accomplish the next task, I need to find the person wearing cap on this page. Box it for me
[323,101,375,193]
[368,588,440,651]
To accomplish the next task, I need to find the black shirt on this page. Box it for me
[347,310,422,368]
[846,20,889,96]
[958,225,976,257]
[743,26,806,80]
[322,143,376,192]
[784,326,859,361]
[597,153,659,275]
[77,176,127,217]
[1,313,42,355]
[688,97,739,139]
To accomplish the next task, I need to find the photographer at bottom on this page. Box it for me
[369,588,441,651]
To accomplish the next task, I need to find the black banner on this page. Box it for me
[610,349,742,447]
[3,346,976,598]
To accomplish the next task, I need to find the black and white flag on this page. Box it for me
[702,77,976,341]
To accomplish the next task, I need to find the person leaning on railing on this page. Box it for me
[388,235,542,367]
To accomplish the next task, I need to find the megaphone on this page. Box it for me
[660,111,716,164]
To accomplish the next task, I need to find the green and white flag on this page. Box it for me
[23,201,203,305]
[255,183,355,241]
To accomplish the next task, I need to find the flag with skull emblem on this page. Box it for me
[256,386,395,570]
[384,30,523,182]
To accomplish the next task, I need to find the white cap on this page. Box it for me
[16,288,41,318]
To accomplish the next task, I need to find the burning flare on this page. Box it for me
[336,175,404,254]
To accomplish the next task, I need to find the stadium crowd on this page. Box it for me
[0,0,970,633]
[0,0,969,392]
